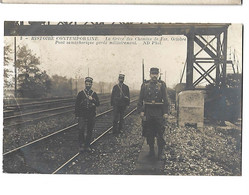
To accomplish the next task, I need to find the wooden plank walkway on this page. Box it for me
[134,139,164,175]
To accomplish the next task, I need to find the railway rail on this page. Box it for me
[3,97,110,121]
[3,99,240,175]
[3,98,138,155]
[3,99,138,173]
[3,97,75,118]
[3,95,138,127]
[3,93,112,115]
[4,97,75,110]
[3,95,74,107]
[52,107,137,174]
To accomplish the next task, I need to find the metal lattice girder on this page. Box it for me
[216,34,221,85]
[194,35,217,58]
[199,35,218,54]
[186,29,194,89]
[221,30,228,87]
[185,26,228,89]
[193,64,216,86]
[193,35,217,87]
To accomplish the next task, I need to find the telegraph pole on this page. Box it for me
[142,59,144,83]
[88,68,89,77]
[14,37,17,98]
[75,76,78,95]
[70,78,73,96]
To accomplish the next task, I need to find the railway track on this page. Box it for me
[4,97,75,110]
[3,93,112,118]
[3,95,74,107]
[3,95,138,127]
[3,99,138,173]
[3,94,111,110]
[52,107,137,174]
[3,97,75,118]
[3,97,110,127]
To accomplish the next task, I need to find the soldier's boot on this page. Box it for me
[118,117,124,133]
[157,140,166,160]
[84,141,92,153]
[157,145,163,160]
[113,122,118,134]
[149,144,155,158]
[79,138,85,153]
[118,123,122,133]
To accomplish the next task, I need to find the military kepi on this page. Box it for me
[119,74,125,78]
[150,67,159,74]
[85,77,93,83]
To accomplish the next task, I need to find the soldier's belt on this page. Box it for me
[144,101,163,105]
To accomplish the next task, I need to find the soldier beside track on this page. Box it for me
[137,67,169,160]
[111,74,130,134]
[75,77,100,152]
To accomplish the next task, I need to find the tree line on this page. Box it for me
[4,45,124,98]
[4,45,76,98]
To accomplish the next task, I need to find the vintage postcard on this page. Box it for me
[3,22,242,175]
[0,0,242,4]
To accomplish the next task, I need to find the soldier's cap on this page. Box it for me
[85,77,93,83]
[119,74,125,78]
[150,67,159,74]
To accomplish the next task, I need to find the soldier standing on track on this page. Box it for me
[137,67,169,160]
[75,77,100,152]
[111,74,130,134]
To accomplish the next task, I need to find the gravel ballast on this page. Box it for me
[62,114,144,174]
[163,119,241,176]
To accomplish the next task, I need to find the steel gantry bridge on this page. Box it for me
[5,22,230,89]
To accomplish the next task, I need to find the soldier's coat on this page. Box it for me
[111,83,130,107]
[75,89,100,118]
[138,79,169,147]
[111,83,130,133]
[137,79,169,117]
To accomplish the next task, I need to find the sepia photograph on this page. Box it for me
[0,0,242,5]
[3,22,242,175]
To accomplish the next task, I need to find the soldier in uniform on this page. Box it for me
[111,74,130,134]
[75,77,100,152]
[137,68,169,160]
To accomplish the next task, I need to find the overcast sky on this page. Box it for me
[4,24,242,89]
